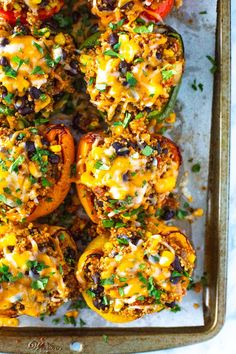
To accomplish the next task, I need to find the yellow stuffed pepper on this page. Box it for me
[76,219,195,323]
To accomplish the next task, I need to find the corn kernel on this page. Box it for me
[104,242,113,252]
[163,49,174,57]
[31,0,42,4]
[193,208,204,217]
[166,112,176,124]
[188,253,196,264]
[55,33,66,46]
[50,145,61,153]
[29,161,41,178]
[159,251,175,267]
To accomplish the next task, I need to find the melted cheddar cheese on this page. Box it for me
[78,223,195,319]
[1,0,62,15]
[0,223,78,324]
[0,127,61,222]
[0,26,77,119]
[78,131,181,218]
[79,24,184,121]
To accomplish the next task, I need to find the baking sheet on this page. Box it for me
[13,0,219,329]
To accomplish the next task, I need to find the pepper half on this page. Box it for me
[76,219,195,323]
[0,0,64,25]
[76,130,181,224]
[0,221,79,325]
[79,24,184,123]
[89,0,175,28]
[0,124,75,222]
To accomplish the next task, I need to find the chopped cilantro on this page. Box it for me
[31,66,45,75]
[86,289,96,298]
[171,304,181,313]
[63,315,76,326]
[176,209,188,220]
[102,334,109,343]
[104,49,123,59]
[31,276,49,290]
[102,219,114,228]
[141,145,154,156]
[33,41,44,54]
[3,66,17,78]
[108,19,125,30]
[123,112,131,128]
[94,160,109,170]
[117,236,129,245]
[134,24,154,34]
[118,287,125,296]
[206,55,217,73]
[27,260,49,272]
[192,163,201,172]
[79,318,86,327]
[161,68,176,81]
[126,72,137,87]
[9,155,25,173]
[100,275,115,286]
[3,92,14,104]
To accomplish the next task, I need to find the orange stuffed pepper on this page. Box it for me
[76,219,195,323]
[0,221,79,325]
[76,130,181,224]
[0,124,74,222]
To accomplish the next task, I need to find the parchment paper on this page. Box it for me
[18,0,217,328]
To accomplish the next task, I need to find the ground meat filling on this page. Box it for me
[0,126,62,221]
[79,131,181,222]
[83,226,195,319]
[79,24,184,122]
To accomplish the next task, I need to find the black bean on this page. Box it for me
[96,199,103,207]
[119,60,131,76]
[29,86,42,99]
[62,49,67,60]
[48,153,60,164]
[130,236,140,246]
[161,209,175,221]
[94,285,104,295]
[93,298,106,310]
[156,52,162,60]
[162,148,168,155]
[121,1,134,9]
[108,33,119,46]
[7,246,14,252]
[0,38,9,46]
[0,56,9,66]
[18,106,34,116]
[122,172,129,182]
[31,266,39,276]
[25,141,36,157]
[117,148,129,156]
[92,272,100,284]
[70,59,79,69]
[112,142,124,151]
[1,86,8,99]
[170,275,181,284]
[166,301,176,308]
[42,138,50,146]
[171,256,183,273]
[156,141,162,154]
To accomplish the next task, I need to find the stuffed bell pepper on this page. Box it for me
[79,24,184,123]
[89,0,175,28]
[76,130,181,224]
[0,222,78,325]
[0,124,74,222]
[0,22,79,125]
[76,220,195,323]
[0,0,64,25]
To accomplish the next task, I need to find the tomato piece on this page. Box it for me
[0,9,20,25]
[142,0,174,22]
[38,0,64,20]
